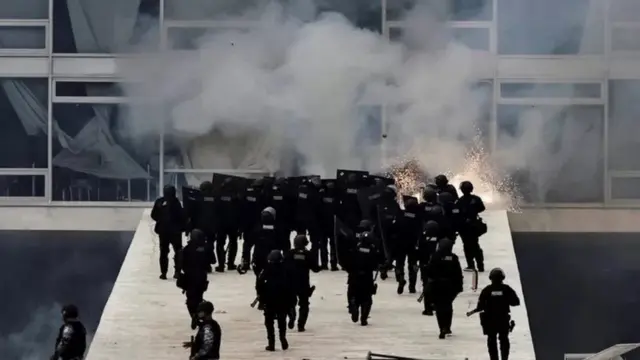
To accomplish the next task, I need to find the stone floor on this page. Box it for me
[86,210,535,360]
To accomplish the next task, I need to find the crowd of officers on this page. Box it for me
[148,170,521,360]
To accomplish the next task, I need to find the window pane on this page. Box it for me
[608,80,640,171]
[55,82,124,98]
[0,78,48,168]
[0,27,46,50]
[611,27,640,52]
[610,0,640,23]
[164,171,268,197]
[496,105,604,203]
[388,26,489,51]
[167,26,250,51]
[611,177,640,200]
[498,0,604,55]
[0,0,48,19]
[386,0,492,22]
[500,83,602,99]
[0,175,45,197]
[53,0,160,53]
[52,103,160,202]
[164,0,265,21]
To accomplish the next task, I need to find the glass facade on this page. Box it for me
[0,0,638,205]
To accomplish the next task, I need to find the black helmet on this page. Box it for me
[374,178,385,187]
[190,229,205,243]
[360,231,374,243]
[435,174,448,187]
[438,191,455,205]
[261,207,276,220]
[326,180,335,189]
[424,220,439,235]
[275,177,286,186]
[310,177,321,187]
[460,181,473,194]
[199,181,213,192]
[489,268,505,282]
[405,197,418,207]
[163,185,176,198]
[437,238,454,253]
[62,304,79,319]
[252,178,264,187]
[267,249,284,263]
[294,234,309,248]
[423,187,438,203]
[358,219,373,231]
[197,300,214,315]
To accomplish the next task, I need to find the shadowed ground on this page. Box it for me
[0,231,132,360]
[513,232,640,360]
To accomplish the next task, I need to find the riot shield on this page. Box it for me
[181,186,202,228]
[212,173,246,195]
[357,187,384,222]
[402,195,418,206]
[370,174,396,186]
[336,169,369,189]
[333,215,354,267]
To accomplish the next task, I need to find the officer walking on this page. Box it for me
[425,238,463,339]
[256,250,295,351]
[467,268,520,360]
[344,231,379,326]
[183,301,222,360]
[151,185,186,279]
[179,229,210,330]
[286,234,320,332]
[457,181,487,271]
[50,304,86,360]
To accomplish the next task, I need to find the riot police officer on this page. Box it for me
[425,238,463,339]
[215,178,240,272]
[344,231,379,326]
[417,220,440,315]
[434,174,459,200]
[197,181,218,272]
[422,187,446,235]
[457,181,487,271]
[286,234,320,332]
[151,185,186,279]
[179,229,210,330]
[183,301,222,360]
[395,197,422,294]
[467,268,520,360]
[320,180,339,271]
[249,207,283,280]
[51,304,86,360]
[256,250,294,351]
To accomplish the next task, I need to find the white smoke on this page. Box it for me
[118,0,608,202]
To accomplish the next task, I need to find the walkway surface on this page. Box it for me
[86,209,535,360]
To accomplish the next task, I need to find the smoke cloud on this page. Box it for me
[119,0,610,203]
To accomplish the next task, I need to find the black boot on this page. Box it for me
[360,303,371,326]
[350,302,359,323]
[288,309,296,330]
[476,247,485,272]
[265,331,275,351]
[159,256,169,279]
[298,306,309,332]
[280,335,289,350]
[397,279,406,294]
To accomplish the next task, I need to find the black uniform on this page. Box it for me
[417,221,440,315]
[424,239,463,338]
[434,174,459,201]
[51,305,86,360]
[470,268,520,360]
[250,208,284,280]
[196,181,218,271]
[457,182,487,271]
[319,180,339,270]
[438,191,461,242]
[395,198,422,294]
[179,229,210,329]
[344,231,378,326]
[151,185,185,279]
[257,250,295,351]
[294,181,323,265]
[285,235,320,331]
[338,175,362,231]
[215,180,240,272]
[377,187,400,272]
[241,181,267,265]
[266,178,293,253]
[188,301,222,360]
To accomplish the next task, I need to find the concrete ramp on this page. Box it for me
[87,210,535,360]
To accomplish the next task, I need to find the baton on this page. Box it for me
[250,296,260,308]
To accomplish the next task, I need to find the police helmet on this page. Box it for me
[423,187,438,203]
[294,234,309,248]
[326,180,335,189]
[437,238,454,253]
[386,184,398,193]
[459,180,473,194]
[489,268,505,282]
[310,177,321,187]
[190,229,206,243]
[405,197,418,207]
[163,185,176,198]
[274,177,286,186]
[374,178,385,187]
[261,207,276,219]
[358,219,373,230]
[435,174,448,187]
[424,220,439,235]
[62,304,79,319]
[438,191,455,205]
[360,231,374,243]
[197,300,214,315]
[267,249,284,263]
[199,181,213,192]
[252,178,264,187]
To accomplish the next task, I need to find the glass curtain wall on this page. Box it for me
[0,0,637,204]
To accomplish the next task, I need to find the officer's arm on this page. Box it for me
[52,325,73,358]
[193,325,215,359]
[507,285,521,306]
[308,253,321,273]
[150,199,162,221]
[454,256,464,292]
[475,196,486,213]
[476,287,490,312]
